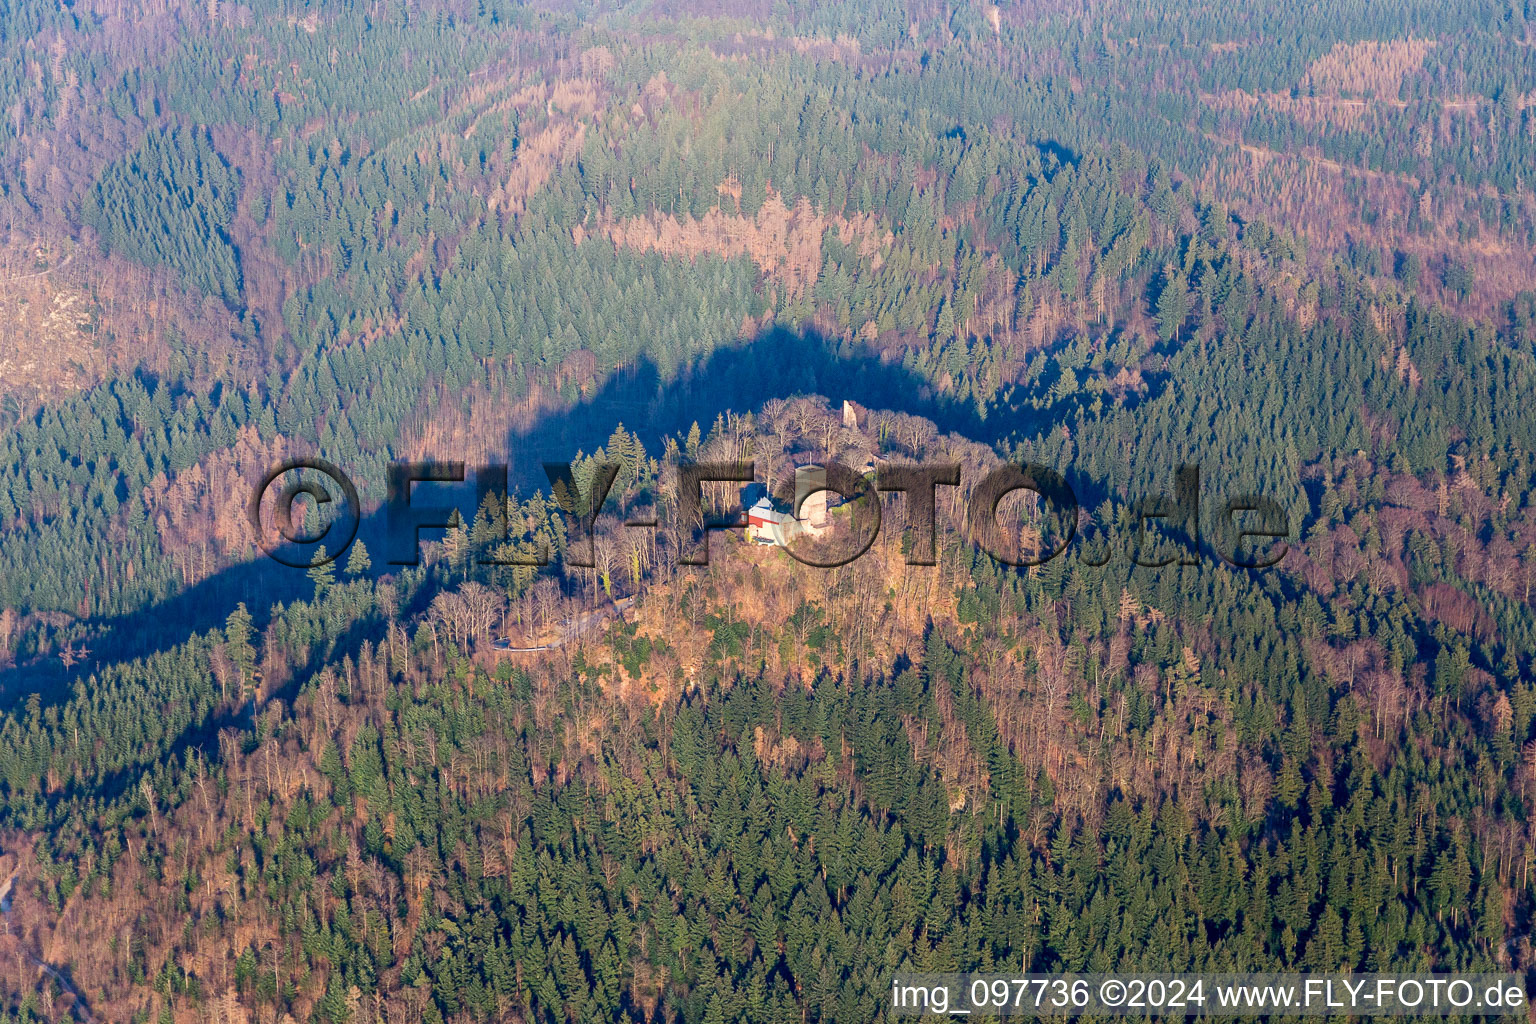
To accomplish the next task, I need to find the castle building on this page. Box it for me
[744,465,834,546]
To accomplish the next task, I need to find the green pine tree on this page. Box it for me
[224,603,256,706]
[308,545,337,599]
[344,539,372,578]
[1156,265,1191,342]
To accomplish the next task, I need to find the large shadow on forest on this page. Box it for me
[494,324,1006,491]
[2,325,1022,710]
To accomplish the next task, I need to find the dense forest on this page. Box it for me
[1,0,1536,1021]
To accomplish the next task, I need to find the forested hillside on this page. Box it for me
[1,0,1536,1021]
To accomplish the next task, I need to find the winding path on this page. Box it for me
[1,869,95,1022]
